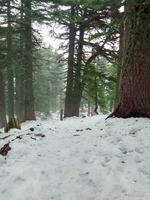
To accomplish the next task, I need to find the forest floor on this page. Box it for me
[0,115,150,200]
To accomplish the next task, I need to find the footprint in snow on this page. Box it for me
[79,172,97,189]
[129,129,140,136]
[139,167,150,176]
[79,171,90,176]
[41,170,46,175]
[73,134,80,136]
[135,147,144,154]
[15,176,26,183]
[119,147,128,154]
[104,156,111,163]
[134,156,142,163]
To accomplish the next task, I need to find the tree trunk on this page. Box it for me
[60,109,63,121]
[71,25,85,117]
[64,6,76,118]
[15,65,24,121]
[94,76,99,115]
[87,101,91,116]
[15,0,25,122]
[0,71,6,128]
[112,0,150,118]
[7,0,15,119]
[23,0,35,120]
[7,69,14,119]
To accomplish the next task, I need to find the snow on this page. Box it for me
[0,115,150,200]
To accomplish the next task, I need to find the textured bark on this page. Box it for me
[0,71,6,128]
[23,0,35,121]
[115,26,123,106]
[64,6,76,118]
[112,0,150,118]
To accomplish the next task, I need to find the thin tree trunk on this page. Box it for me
[0,71,6,128]
[23,0,35,120]
[87,101,91,116]
[64,6,76,118]
[60,109,63,121]
[94,77,99,115]
[112,0,150,118]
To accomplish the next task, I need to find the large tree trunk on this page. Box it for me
[7,0,15,119]
[0,71,6,128]
[71,25,85,117]
[23,0,35,120]
[112,0,150,118]
[64,6,76,118]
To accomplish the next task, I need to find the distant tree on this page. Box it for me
[34,46,64,116]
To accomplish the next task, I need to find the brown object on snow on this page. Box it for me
[0,143,11,156]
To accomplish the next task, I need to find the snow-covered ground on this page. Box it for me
[0,115,150,200]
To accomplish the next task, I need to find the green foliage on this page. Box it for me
[83,57,117,113]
